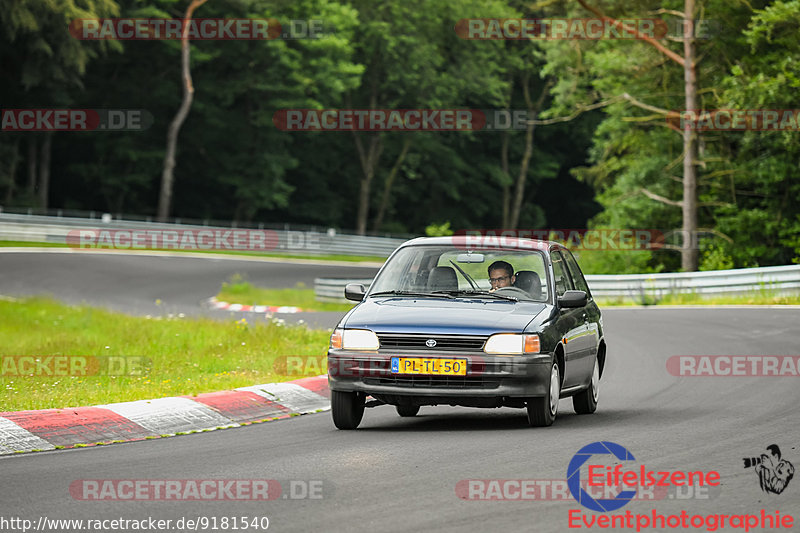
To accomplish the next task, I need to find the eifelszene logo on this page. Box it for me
[566,441,795,531]
[567,441,638,512]
[567,441,722,512]
[743,444,795,495]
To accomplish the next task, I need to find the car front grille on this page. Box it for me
[363,376,500,389]
[377,333,487,351]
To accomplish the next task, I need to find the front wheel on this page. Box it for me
[572,357,599,414]
[331,390,365,429]
[527,361,560,427]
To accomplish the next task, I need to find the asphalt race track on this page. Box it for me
[0,250,380,329]
[1,252,799,532]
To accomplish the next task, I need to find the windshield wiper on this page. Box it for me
[369,290,455,299]
[449,290,518,302]
[449,260,479,290]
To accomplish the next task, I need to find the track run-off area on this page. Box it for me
[0,250,798,533]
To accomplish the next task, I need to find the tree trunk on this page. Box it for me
[500,75,514,228]
[509,75,550,229]
[27,137,37,199]
[501,132,510,228]
[157,0,208,222]
[576,0,699,270]
[353,132,383,235]
[372,137,411,233]
[38,132,52,209]
[4,138,20,204]
[509,119,535,229]
[681,0,699,271]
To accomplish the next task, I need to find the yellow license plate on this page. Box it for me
[391,357,467,375]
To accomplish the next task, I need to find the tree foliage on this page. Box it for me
[1,0,797,271]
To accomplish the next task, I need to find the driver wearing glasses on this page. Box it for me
[488,260,516,291]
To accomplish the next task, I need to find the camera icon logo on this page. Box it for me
[743,444,795,495]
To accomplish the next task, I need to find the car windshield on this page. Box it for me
[368,244,549,302]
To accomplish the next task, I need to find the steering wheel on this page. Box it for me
[495,286,530,297]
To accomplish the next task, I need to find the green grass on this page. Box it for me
[218,277,800,310]
[217,277,800,310]
[218,278,354,312]
[0,240,66,248]
[596,290,800,306]
[0,240,387,263]
[0,297,332,411]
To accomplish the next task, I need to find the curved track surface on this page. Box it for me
[0,250,379,328]
[1,252,799,532]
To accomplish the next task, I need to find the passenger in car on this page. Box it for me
[488,260,516,291]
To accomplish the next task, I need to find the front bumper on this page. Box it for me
[327,349,553,400]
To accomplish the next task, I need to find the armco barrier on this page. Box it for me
[315,279,374,302]
[315,265,800,303]
[584,265,800,300]
[0,213,406,258]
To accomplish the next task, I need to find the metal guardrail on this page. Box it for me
[0,207,415,235]
[316,278,375,302]
[0,213,407,258]
[315,265,800,303]
[5,212,799,302]
[584,265,800,299]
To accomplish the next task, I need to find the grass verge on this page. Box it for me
[218,277,800,309]
[218,278,800,310]
[218,279,354,312]
[0,240,387,264]
[596,290,800,306]
[0,297,332,411]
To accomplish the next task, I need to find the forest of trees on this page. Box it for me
[1,0,799,273]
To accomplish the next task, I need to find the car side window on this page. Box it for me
[563,250,591,297]
[551,251,574,297]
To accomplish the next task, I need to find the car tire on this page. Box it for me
[396,405,420,417]
[527,361,560,427]
[573,357,599,414]
[331,391,365,429]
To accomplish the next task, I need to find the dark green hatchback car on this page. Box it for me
[327,236,606,429]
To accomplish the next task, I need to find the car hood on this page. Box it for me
[343,297,547,335]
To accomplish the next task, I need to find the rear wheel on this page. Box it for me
[527,361,560,427]
[331,391,365,429]
[572,357,599,414]
[396,405,420,417]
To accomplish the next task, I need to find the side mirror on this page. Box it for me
[344,283,366,302]
[558,290,587,309]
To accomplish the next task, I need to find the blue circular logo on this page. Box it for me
[567,441,637,512]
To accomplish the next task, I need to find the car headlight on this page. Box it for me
[484,334,540,355]
[331,328,380,350]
